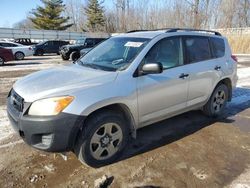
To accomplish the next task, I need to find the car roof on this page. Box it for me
[115,30,166,39]
[114,28,223,39]
[0,41,21,45]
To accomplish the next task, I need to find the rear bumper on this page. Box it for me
[7,96,85,152]
[60,50,71,57]
[24,50,34,57]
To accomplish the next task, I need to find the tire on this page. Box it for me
[61,54,69,60]
[203,84,228,117]
[74,110,129,167]
[0,57,4,66]
[15,52,25,60]
[70,51,80,61]
[36,49,44,56]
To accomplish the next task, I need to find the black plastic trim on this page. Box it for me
[7,96,85,152]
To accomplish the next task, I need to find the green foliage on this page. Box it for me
[85,0,105,32]
[29,0,72,30]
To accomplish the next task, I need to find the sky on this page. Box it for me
[0,0,43,27]
[0,0,113,28]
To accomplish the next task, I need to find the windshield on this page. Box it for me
[75,39,86,44]
[77,37,149,71]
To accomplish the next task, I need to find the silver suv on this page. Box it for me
[7,28,237,167]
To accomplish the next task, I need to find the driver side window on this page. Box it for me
[144,37,183,69]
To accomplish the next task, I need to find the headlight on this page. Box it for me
[28,96,74,116]
[64,47,69,52]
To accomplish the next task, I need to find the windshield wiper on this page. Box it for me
[81,63,101,70]
[77,60,117,72]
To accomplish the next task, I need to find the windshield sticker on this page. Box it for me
[125,42,143,47]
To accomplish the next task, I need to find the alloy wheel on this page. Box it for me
[15,52,24,60]
[90,123,123,160]
[212,90,226,113]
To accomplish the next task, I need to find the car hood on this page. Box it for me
[63,44,84,48]
[13,64,118,102]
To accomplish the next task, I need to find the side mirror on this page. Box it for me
[141,62,163,75]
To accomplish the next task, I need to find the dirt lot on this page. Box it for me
[0,55,250,188]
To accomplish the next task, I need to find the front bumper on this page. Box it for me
[7,95,85,152]
[60,50,71,57]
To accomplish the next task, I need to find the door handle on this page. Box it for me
[179,73,189,79]
[214,65,221,71]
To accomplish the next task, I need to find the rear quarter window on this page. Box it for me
[210,37,225,58]
[184,37,212,63]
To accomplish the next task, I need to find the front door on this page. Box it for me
[137,37,189,127]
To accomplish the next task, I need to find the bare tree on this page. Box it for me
[65,0,86,31]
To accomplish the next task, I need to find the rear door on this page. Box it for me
[53,41,61,52]
[137,37,190,127]
[183,36,223,106]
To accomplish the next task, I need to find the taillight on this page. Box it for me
[231,55,238,63]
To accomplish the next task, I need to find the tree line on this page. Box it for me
[14,0,250,32]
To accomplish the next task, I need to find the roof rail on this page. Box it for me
[126,30,150,33]
[127,28,172,33]
[166,28,221,36]
[126,28,222,36]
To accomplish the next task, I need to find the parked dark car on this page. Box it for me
[34,40,69,56]
[14,38,38,46]
[80,47,92,56]
[60,38,106,61]
[0,47,14,65]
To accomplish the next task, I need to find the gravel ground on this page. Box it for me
[0,55,249,188]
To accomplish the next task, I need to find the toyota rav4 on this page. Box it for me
[7,28,237,167]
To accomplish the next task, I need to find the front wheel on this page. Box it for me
[75,111,129,167]
[15,52,25,60]
[203,84,228,117]
[0,57,4,66]
[61,54,69,60]
[70,51,80,61]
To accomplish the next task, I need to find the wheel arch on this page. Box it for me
[87,103,136,137]
[15,51,25,55]
[214,77,232,101]
[14,51,25,60]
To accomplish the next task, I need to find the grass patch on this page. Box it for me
[226,35,250,54]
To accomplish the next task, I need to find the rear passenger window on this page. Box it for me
[210,38,225,58]
[0,43,12,47]
[85,39,95,47]
[184,37,211,63]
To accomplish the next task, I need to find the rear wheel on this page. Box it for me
[0,57,4,66]
[70,51,80,61]
[203,84,228,117]
[36,49,44,56]
[15,52,25,60]
[75,111,129,167]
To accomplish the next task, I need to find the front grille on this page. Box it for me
[10,90,24,112]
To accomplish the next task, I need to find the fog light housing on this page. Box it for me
[41,134,53,146]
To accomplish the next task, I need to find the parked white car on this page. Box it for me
[0,41,34,60]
